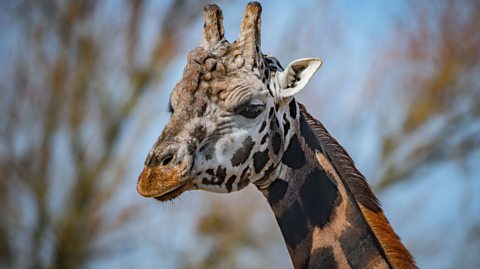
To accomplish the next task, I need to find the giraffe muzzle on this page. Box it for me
[137,142,194,200]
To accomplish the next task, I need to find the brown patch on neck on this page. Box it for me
[299,103,417,269]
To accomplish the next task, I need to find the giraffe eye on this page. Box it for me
[238,102,265,118]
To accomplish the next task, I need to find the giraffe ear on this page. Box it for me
[277,58,322,98]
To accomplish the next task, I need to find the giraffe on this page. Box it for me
[137,3,417,269]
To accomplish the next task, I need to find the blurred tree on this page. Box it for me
[0,0,203,268]
[180,189,290,269]
[369,1,480,267]
[366,0,480,189]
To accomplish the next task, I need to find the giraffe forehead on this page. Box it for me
[172,53,267,111]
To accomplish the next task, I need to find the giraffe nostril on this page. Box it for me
[145,143,181,168]
[160,154,174,166]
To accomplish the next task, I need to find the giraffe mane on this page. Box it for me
[299,103,417,269]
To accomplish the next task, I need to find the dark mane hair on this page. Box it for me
[299,103,417,269]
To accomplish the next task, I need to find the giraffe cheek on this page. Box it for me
[215,132,249,162]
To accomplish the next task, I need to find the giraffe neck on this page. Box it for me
[255,101,414,268]
[259,156,390,269]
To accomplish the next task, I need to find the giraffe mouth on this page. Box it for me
[153,181,193,201]
[137,165,193,201]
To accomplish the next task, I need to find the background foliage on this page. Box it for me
[0,1,478,268]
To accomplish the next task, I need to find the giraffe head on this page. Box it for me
[137,2,321,201]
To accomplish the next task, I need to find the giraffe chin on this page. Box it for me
[137,165,193,201]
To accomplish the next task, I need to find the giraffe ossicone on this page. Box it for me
[137,2,417,269]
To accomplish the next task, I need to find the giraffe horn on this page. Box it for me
[201,4,225,49]
[238,2,262,54]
